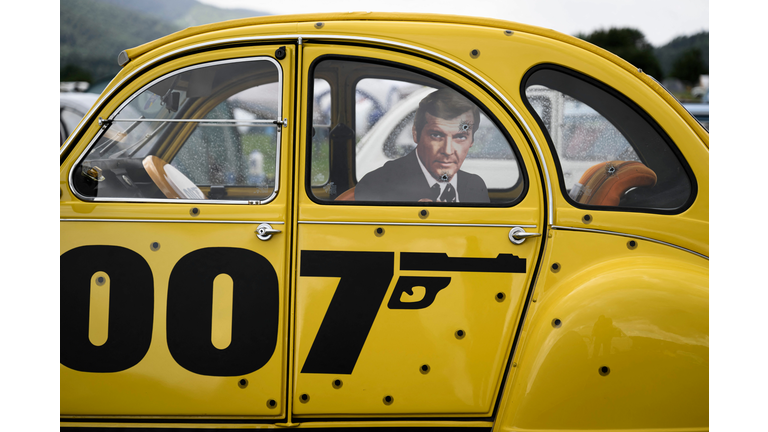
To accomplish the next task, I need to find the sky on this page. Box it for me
[197,0,709,47]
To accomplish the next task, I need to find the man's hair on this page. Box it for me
[413,88,481,140]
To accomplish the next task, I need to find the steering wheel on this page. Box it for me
[142,155,206,199]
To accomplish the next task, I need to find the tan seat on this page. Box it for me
[335,186,356,201]
[571,161,657,207]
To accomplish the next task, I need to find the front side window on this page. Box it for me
[524,66,693,211]
[308,58,525,206]
[72,58,282,202]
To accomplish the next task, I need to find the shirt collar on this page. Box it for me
[414,150,459,202]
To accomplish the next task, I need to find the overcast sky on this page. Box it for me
[197,0,708,46]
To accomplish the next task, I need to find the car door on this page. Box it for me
[60,45,295,417]
[291,44,546,417]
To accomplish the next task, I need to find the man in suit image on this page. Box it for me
[355,88,490,203]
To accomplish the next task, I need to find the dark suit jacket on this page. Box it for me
[355,151,489,203]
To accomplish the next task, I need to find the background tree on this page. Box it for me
[670,47,707,85]
[577,28,663,79]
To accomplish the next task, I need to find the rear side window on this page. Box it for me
[524,66,694,211]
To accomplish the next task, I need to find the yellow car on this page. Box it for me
[60,12,708,431]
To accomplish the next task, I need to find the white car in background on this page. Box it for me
[682,103,709,130]
[60,92,99,146]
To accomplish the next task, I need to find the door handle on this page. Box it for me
[256,223,281,241]
[508,227,541,245]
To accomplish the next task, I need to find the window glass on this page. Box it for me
[524,68,692,210]
[311,79,331,186]
[73,58,281,202]
[309,59,524,205]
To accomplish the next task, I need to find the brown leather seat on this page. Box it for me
[570,161,657,207]
[335,187,356,201]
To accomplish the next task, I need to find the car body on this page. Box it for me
[60,12,708,432]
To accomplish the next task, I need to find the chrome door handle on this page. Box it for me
[256,223,281,241]
[508,227,541,245]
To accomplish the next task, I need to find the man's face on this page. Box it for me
[414,110,474,182]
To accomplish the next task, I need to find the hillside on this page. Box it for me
[61,0,268,83]
[103,0,267,29]
[654,31,709,77]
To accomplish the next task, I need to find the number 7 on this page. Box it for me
[299,251,393,374]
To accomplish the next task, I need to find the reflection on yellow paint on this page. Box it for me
[89,271,110,346]
[590,315,623,358]
[211,273,234,350]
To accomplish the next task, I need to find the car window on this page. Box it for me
[72,58,282,202]
[310,78,331,186]
[308,58,525,206]
[524,66,693,211]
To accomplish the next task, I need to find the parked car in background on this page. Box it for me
[683,102,709,130]
[60,92,99,146]
[60,12,708,432]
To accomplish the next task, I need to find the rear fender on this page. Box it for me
[496,229,708,431]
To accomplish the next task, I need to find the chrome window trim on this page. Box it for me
[61,219,285,225]
[67,56,283,206]
[299,221,536,229]
[109,118,281,126]
[60,33,552,224]
[551,225,708,260]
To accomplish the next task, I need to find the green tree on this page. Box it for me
[60,64,93,83]
[577,28,663,79]
[670,48,707,85]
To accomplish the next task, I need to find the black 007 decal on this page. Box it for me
[60,246,279,376]
[299,251,526,375]
[61,246,154,373]
[300,251,394,375]
[61,247,525,377]
[167,248,279,376]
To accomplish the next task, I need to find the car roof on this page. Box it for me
[121,12,630,73]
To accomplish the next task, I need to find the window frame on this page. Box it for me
[520,63,698,215]
[304,54,529,208]
[68,56,284,205]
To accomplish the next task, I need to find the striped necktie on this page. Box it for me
[439,184,456,202]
